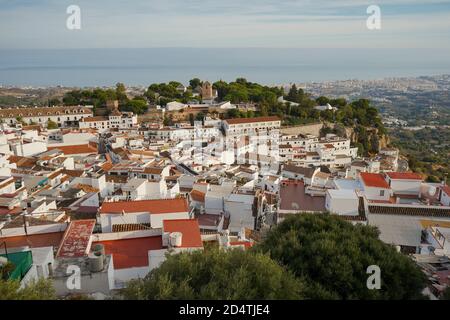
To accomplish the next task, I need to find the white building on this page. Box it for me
[99,198,191,232]
[79,109,137,131]
[325,189,360,216]
[225,192,256,232]
[385,172,422,196]
[0,106,93,127]
[222,116,281,137]
[359,172,392,202]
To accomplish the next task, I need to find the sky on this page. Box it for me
[0,0,450,49]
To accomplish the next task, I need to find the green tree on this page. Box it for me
[286,84,299,102]
[47,119,58,129]
[316,96,330,106]
[370,134,380,154]
[195,112,205,122]
[0,278,56,300]
[189,78,202,89]
[144,90,157,104]
[0,262,15,280]
[15,116,26,126]
[48,98,61,107]
[426,175,440,183]
[257,214,427,300]
[163,114,174,126]
[120,98,148,115]
[115,83,128,104]
[441,287,450,300]
[122,248,303,300]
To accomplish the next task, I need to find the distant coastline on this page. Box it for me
[1,48,450,87]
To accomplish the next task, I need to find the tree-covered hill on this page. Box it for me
[59,78,387,156]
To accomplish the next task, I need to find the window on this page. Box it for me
[380,190,385,196]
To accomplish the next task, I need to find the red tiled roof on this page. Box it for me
[93,236,163,269]
[190,189,206,202]
[229,241,253,249]
[56,219,96,258]
[197,213,222,227]
[47,144,97,155]
[386,172,423,180]
[47,169,63,180]
[360,172,390,189]
[163,219,203,248]
[7,155,37,168]
[101,162,114,172]
[143,167,164,174]
[0,232,65,249]
[62,169,84,177]
[81,116,108,122]
[225,116,280,125]
[99,198,189,214]
[0,206,22,216]
[442,185,450,196]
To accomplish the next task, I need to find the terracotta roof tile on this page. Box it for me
[99,198,189,214]
[48,144,97,155]
[225,116,280,125]
[386,172,423,180]
[229,241,253,249]
[442,185,450,196]
[56,219,96,258]
[0,232,65,249]
[93,236,163,269]
[0,106,92,118]
[81,116,108,122]
[360,172,390,189]
[190,189,206,202]
[163,219,203,248]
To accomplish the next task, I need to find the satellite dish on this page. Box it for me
[428,185,436,197]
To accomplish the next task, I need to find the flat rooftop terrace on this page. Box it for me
[279,180,326,212]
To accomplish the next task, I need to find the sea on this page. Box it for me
[1,48,450,87]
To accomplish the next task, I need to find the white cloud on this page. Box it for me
[0,0,449,49]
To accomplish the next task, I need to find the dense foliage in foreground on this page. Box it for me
[257,214,427,300]
[0,278,55,300]
[123,214,427,300]
[122,248,303,300]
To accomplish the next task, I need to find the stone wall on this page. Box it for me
[280,122,324,136]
